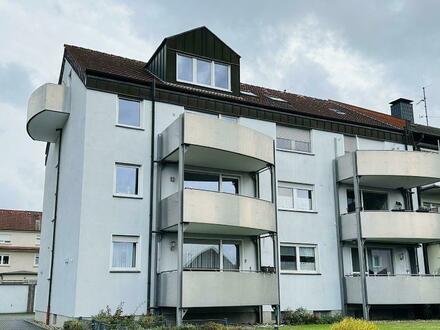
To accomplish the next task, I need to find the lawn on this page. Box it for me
[266,320,440,330]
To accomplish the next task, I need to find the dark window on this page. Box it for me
[351,248,360,273]
[280,246,297,271]
[363,192,387,211]
[347,190,355,213]
[184,172,219,192]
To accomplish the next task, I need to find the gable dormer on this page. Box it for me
[146,26,240,96]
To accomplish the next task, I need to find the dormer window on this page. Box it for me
[177,54,231,91]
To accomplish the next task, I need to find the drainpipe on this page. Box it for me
[46,129,62,325]
[147,81,156,313]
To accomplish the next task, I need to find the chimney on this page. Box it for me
[390,98,414,123]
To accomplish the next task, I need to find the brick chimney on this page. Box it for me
[390,98,414,123]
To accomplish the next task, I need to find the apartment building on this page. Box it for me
[0,209,41,281]
[26,27,440,326]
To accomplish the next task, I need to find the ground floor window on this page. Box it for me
[280,244,318,272]
[183,238,240,271]
[34,254,39,267]
[111,235,139,270]
[0,255,10,265]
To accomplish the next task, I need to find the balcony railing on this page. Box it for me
[337,150,440,189]
[158,270,279,308]
[341,211,440,242]
[345,274,440,305]
[27,83,69,142]
[160,189,276,235]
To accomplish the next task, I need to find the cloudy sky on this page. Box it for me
[1,0,440,211]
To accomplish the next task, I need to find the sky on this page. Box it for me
[1,0,440,211]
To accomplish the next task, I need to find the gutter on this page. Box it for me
[46,129,62,325]
[147,81,156,313]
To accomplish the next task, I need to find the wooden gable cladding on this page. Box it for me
[147,26,241,96]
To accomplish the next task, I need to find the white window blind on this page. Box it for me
[112,236,138,269]
[276,126,311,152]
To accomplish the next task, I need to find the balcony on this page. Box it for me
[158,271,279,308]
[160,189,276,235]
[345,275,440,305]
[159,112,274,172]
[27,83,69,142]
[337,151,440,189]
[341,211,440,243]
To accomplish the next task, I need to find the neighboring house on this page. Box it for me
[0,209,41,282]
[26,26,440,327]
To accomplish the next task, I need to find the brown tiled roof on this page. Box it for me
[64,45,405,132]
[0,209,42,232]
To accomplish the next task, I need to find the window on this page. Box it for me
[329,108,346,115]
[424,201,440,213]
[278,183,314,211]
[183,239,240,271]
[0,234,11,244]
[346,189,388,212]
[367,248,393,275]
[185,110,238,123]
[0,255,9,265]
[111,236,138,270]
[118,98,141,128]
[184,171,240,194]
[35,220,41,231]
[177,54,231,91]
[267,95,287,103]
[34,254,39,267]
[115,164,140,196]
[36,234,40,246]
[241,91,257,97]
[280,244,317,272]
[276,126,312,153]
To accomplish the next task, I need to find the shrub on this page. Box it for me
[63,320,85,330]
[318,313,344,324]
[137,314,166,328]
[284,308,343,325]
[331,318,378,330]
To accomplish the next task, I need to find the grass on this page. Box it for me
[268,320,440,330]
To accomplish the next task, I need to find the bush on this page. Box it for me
[284,307,342,325]
[63,320,85,330]
[331,318,378,330]
[137,314,166,328]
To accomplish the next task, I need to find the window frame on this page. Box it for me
[110,235,140,273]
[114,163,142,198]
[176,53,231,92]
[184,169,242,195]
[280,243,319,274]
[346,188,389,213]
[0,255,10,266]
[116,97,143,130]
[277,182,315,212]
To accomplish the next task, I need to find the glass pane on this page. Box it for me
[184,172,219,192]
[296,189,312,210]
[116,166,138,195]
[223,243,239,270]
[222,177,239,194]
[183,240,220,270]
[2,256,9,265]
[351,248,360,273]
[196,59,211,85]
[112,242,135,268]
[299,247,316,271]
[214,63,229,89]
[294,140,311,152]
[118,99,140,127]
[368,249,393,275]
[363,191,387,211]
[276,137,292,150]
[347,190,355,213]
[177,54,193,82]
[278,187,294,209]
[280,246,297,270]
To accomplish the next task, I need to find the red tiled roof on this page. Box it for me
[0,209,42,232]
[63,45,405,132]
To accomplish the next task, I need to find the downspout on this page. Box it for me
[147,81,156,313]
[46,129,62,325]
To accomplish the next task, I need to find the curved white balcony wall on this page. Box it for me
[160,113,274,172]
[337,151,440,189]
[161,189,276,235]
[341,211,440,243]
[27,83,69,142]
[346,276,440,305]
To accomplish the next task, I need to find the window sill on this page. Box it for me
[115,124,144,131]
[281,271,321,275]
[113,194,143,199]
[278,208,317,214]
[276,148,314,156]
[0,265,10,267]
[109,269,141,273]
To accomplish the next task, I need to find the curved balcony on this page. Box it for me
[337,151,440,189]
[159,113,274,172]
[346,275,440,305]
[158,271,278,308]
[160,189,276,235]
[27,83,68,142]
[341,211,440,243]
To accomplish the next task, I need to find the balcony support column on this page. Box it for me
[352,152,369,320]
